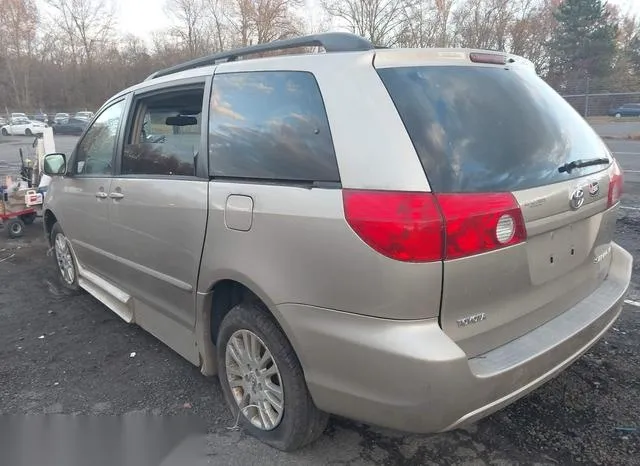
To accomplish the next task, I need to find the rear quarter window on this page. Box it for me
[377,65,611,193]
[208,71,340,183]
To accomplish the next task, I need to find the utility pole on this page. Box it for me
[585,76,591,117]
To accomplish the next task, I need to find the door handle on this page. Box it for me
[109,192,124,200]
[95,192,108,199]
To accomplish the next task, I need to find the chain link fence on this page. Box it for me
[561,92,640,118]
[553,77,640,117]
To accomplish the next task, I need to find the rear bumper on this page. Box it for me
[275,242,632,433]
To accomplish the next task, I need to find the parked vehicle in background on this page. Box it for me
[54,113,70,124]
[51,117,87,135]
[608,103,640,118]
[11,112,27,120]
[32,112,48,122]
[74,111,94,121]
[41,33,632,452]
[1,117,47,136]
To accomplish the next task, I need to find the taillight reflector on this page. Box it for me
[343,190,527,263]
[436,193,527,260]
[342,191,443,262]
[608,160,623,208]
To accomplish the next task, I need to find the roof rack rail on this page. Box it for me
[145,32,374,81]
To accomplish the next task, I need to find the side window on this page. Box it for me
[74,100,125,176]
[122,87,204,177]
[208,71,340,182]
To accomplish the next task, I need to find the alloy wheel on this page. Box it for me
[54,233,75,285]
[225,329,285,431]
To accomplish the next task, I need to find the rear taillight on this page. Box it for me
[608,160,623,208]
[435,193,527,260]
[343,190,527,262]
[342,191,443,262]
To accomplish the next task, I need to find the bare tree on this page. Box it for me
[46,0,116,64]
[321,0,406,46]
[0,0,39,108]
[222,0,302,47]
[508,0,556,74]
[434,0,456,47]
[254,0,303,44]
[204,0,233,50]
[396,0,457,48]
[165,0,212,58]
[451,0,515,50]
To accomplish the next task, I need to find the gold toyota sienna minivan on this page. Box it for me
[41,33,633,451]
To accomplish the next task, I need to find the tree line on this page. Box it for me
[1,0,639,113]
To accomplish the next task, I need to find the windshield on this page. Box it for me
[377,65,611,193]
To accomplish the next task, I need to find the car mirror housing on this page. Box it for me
[43,153,67,176]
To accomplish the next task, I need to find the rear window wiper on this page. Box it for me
[558,157,610,174]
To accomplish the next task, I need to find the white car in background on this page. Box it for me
[1,117,47,136]
[74,111,94,121]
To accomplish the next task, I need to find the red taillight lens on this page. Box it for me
[435,193,527,260]
[343,190,527,262]
[608,160,623,208]
[342,190,443,262]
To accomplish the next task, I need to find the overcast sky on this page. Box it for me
[110,0,640,42]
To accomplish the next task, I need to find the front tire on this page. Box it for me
[217,302,328,451]
[615,113,622,119]
[6,218,25,238]
[25,128,32,136]
[50,223,80,291]
[1,128,8,136]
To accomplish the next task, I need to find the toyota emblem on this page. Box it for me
[570,187,585,210]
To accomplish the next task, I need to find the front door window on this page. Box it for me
[74,101,125,176]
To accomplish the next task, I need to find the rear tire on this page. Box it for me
[217,302,328,451]
[50,223,80,291]
[6,218,25,238]
[25,128,32,136]
[1,128,8,136]
[615,113,622,119]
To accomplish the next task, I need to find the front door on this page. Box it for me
[53,99,128,278]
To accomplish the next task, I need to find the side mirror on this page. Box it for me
[43,153,67,176]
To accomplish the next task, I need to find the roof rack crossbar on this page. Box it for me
[145,32,374,81]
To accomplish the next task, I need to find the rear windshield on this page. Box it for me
[377,65,611,193]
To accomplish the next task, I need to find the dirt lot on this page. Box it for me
[1,134,639,464]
